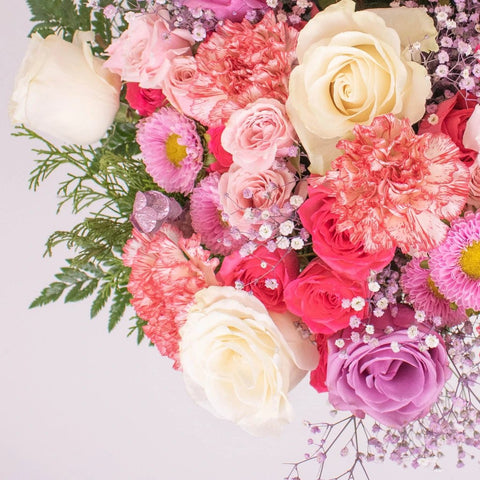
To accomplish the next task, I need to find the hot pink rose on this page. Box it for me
[183,0,267,21]
[158,55,197,116]
[299,181,395,280]
[104,12,193,88]
[284,259,370,335]
[207,125,233,174]
[125,83,167,116]
[221,98,296,172]
[418,92,477,165]
[218,164,296,232]
[310,334,329,394]
[218,246,299,312]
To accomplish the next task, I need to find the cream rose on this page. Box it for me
[286,0,434,174]
[179,286,319,436]
[10,32,121,146]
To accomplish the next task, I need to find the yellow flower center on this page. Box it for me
[165,133,187,167]
[427,276,445,300]
[459,240,480,279]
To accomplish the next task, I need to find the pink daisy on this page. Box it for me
[122,225,219,368]
[326,115,470,254]
[190,173,243,255]
[429,211,480,311]
[136,107,203,194]
[401,257,466,327]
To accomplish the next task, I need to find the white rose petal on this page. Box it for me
[9,32,121,145]
[179,286,319,436]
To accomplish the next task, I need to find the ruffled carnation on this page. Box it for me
[401,257,467,327]
[190,173,243,255]
[327,114,470,254]
[186,12,298,127]
[218,246,299,312]
[123,225,219,368]
[429,211,480,311]
[136,107,204,194]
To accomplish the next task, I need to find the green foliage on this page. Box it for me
[18,116,161,341]
[26,0,92,40]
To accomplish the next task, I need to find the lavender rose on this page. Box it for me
[326,306,450,428]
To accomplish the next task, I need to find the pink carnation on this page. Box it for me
[186,12,298,127]
[104,12,193,88]
[123,225,219,368]
[327,115,470,254]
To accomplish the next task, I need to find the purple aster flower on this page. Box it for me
[190,173,244,255]
[137,107,203,194]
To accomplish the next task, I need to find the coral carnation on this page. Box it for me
[186,12,298,127]
[429,211,480,311]
[327,114,470,254]
[123,225,219,368]
[137,107,203,194]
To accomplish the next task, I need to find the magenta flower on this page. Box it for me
[190,173,243,255]
[136,107,203,194]
[401,257,467,327]
[429,211,480,311]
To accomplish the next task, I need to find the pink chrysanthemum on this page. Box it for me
[123,225,219,368]
[190,173,243,255]
[136,107,203,194]
[327,115,470,254]
[186,11,298,127]
[429,211,480,311]
[401,257,466,327]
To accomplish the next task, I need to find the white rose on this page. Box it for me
[179,286,319,436]
[286,0,433,174]
[10,31,121,145]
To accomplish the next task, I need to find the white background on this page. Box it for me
[1,3,479,479]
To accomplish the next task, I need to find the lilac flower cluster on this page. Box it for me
[396,0,480,102]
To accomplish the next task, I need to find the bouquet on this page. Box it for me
[10,0,480,478]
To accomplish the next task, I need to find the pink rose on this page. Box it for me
[207,126,233,174]
[299,181,395,280]
[183,0,267,21]
[158,55,197,116]
[218,164,296,232]
[125,83,167,116]
[218,246,299,312]
[418,92,477,165]
[284,259,370,335]
[221,98,296,172]
[104,12,193,88]
[327,306,450,428]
